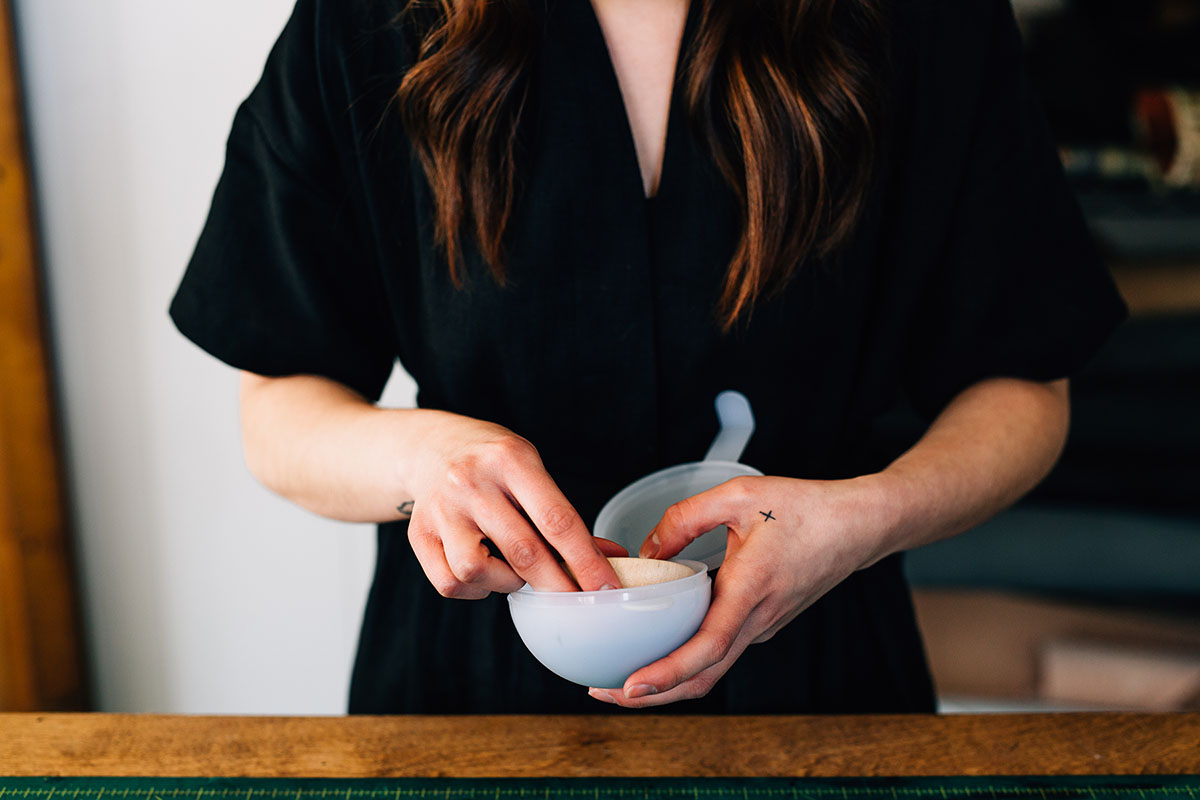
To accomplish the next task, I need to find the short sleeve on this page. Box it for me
[170,0,397,401]
[902,0,1128,417]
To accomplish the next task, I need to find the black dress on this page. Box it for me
[170,0,1127,713]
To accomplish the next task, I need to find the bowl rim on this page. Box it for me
[598,460,763,511]
[506,558,710,605]
[593,460,764,570]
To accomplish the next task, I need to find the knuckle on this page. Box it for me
[407,522,434,548]
[451,556,487,584]
[432,576,465,599]
[538,504,581,539]
[706,629,736,661]
[479,437,536,471]
[476,443,507,470]
[497,436,539,463]
[688,676,717,699]
[661,501,689,531]
[443,459,479,490]
[507,538,543,572]
[726,476,754,501]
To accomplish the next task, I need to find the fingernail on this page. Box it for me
[588,688,617,704]
[600,584,617,591]
[639,532,660,559]
[625,684,658,699]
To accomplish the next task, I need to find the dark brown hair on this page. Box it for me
[398,0,887,328]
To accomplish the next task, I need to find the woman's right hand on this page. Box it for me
[401,411,625,598]
[239,373,622,598]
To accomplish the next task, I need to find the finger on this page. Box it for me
[594,537,628,558]
[407,517,491,600]
[474,490,581,592]
[596,604,766,708]
[506,465,621,591]
[597,651,737,708]
[752,606,804,644]
[441,524,525,594]
[640,477,751,560]
[619,570,762,698]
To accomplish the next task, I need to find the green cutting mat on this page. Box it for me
[1,777,1198,800]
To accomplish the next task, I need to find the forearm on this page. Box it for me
[239,372,443,523]
[860,376,1070,564]
[239,371,623,591]
[603,376,1072,706]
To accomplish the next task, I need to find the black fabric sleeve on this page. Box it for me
[170,0,397,401]
[902,0,1128,418]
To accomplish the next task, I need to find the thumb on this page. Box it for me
[639,481,740,560]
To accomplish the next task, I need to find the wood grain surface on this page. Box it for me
[0,0,86,712]
[1,713,1198,777]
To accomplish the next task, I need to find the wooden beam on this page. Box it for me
[0,713,1198,777]
[0,0,87,711]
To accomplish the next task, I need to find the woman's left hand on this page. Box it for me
[586,474,896,707]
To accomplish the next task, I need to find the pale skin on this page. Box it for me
[238,0,1075,707]
[588,0,689,198]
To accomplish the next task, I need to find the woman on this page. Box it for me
[171,0,1126,713]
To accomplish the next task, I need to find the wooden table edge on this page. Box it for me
[1,713,1198,778]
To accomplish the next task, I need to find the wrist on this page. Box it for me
[381,406,452,506]
[841,469,922,569]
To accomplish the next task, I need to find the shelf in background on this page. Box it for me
[1109,259,1200,316]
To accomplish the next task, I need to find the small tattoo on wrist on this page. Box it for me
[759,510,775,522]
[397,501,414,518]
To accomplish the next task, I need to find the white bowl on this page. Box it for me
[507,558,710,689]
[594,461,764,569]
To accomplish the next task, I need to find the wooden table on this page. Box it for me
[1,713,1198,777]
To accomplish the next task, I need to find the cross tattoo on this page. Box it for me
[759,510,776,522]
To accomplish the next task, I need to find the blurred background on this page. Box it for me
[0,0,1197,715]
[0,0,392,714]
[900,0,1200,711]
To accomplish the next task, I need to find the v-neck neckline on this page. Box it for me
[579,0,697,203]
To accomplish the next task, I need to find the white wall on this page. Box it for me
[12,0,415,713]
